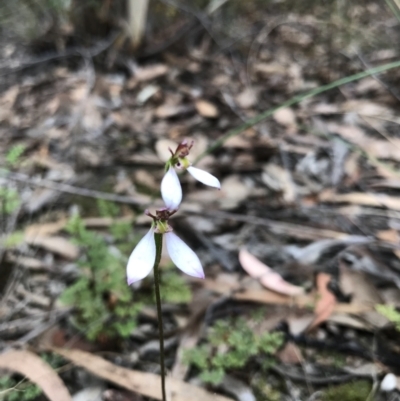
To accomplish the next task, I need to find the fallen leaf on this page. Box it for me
[328,124,400,165]
[277,342,303,364]
[239,248,304,296]
[135,64,168,82]
[25,235,79,260]
[307,273,337,331]
[235,88,257,109]
[52,348,233,401]
[262,163,296,203]
[319,190,400,211]
[377,229,400,244]
[202,279,371,314]
[195,99,219,118]
[155,104,191,119]
[339,261,382,305]
[273,107,296,127]
[0,350,72,401]
[25,218,67,238]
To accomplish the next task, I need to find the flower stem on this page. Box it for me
[153,232,166,401]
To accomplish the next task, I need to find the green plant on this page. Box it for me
[0,352,65,401]
[0,188,20,215]
[0,376,41,401]
[376,304,400,331]
[97,199,120,218]
[60,213,141,340]
[161,267,192,304]
[184,317,284,385]
[6,144,26,167]
[322,381,371,401]
[2,231,24,248]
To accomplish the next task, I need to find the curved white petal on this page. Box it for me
[161,167,182,210]
[187,166,220,189]
[165,232,204,279]
[126,228,156,284]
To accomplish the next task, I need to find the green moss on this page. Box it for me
[322,381,371,401]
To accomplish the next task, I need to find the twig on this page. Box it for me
[4,172,148,206]
[271,365,370,385]
[193,209,372,241]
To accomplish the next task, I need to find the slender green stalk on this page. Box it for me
[153,232,166,401]
[194,59,400,163]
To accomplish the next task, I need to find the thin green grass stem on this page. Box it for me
[194,60,400,163]
[153,232,166,401]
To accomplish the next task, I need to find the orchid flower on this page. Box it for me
[127,209,204,284]
[161,140,220,210]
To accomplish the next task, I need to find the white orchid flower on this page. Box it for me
[160,141,220,210]
[186,166,221,189]
[127,210,204,284]
[161,167,182,211]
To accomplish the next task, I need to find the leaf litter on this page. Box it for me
[2,1,400,400]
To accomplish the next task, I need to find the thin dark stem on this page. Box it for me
[153,233,166,401]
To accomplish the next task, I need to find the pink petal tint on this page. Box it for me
[239,248,304,296]
[187,166,221,189]
[161,167,182,210]
[165,232,204,279]
[126,228,156,284]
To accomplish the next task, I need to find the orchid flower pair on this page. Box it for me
[126,140,220,284]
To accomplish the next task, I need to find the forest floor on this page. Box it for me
[2,1,400,400]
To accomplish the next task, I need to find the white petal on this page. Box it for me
[165,232,204,279]
[187,166,220,189]
[161,167,182,210]
[381,373,397,392]
[126,228,156,284]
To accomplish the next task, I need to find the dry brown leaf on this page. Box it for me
[52,348,233,401]
[155,104,190,119]
[6,254,48,270]
[262,164,296,204]
[219,175,250,209]
[329,124,400,163]
[135,64,168,82]
[25,235,79,260]
[83,216,134,228]
[277,342,303,364]
[235,88,257,109]
[0,86,19,121]
[239,249,304,296]
[319,190,400,211]
[25,219,67,238]
[273,108,296,127]
[377,229,400,244]
[307,273,337,331]
[195,99,219,118]
[341,100,391,117]
[0,350,72,401]
[339,262,382,306]
[202,279,371,314]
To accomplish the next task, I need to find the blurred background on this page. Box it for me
[2,1,400,400]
